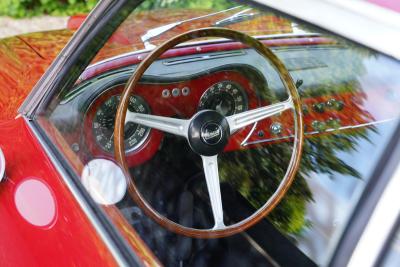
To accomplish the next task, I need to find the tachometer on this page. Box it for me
[92,95,150,153]
[198,81,248,116]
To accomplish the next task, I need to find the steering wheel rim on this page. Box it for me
[114,28,304,238]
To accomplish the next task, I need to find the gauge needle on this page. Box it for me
[216,100,223,114]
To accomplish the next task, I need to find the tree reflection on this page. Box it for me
[218,70,378,235]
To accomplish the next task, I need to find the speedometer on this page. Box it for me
[198,81,248,116]
[92,95,150,153]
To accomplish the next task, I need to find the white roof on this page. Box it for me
[254,0,400,60]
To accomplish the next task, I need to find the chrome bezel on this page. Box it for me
[87,83,152,155]
[0,147,5,182]
[198,80,249,116]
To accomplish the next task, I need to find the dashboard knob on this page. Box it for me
[162,89,170,98]
[326,99,344,111]
[313,102,325,113]
[172,88,180,97]
[270,122,283,135]
[182,87,190,96]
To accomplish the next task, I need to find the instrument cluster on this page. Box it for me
[84,70,254,166]
[92,93,151,153]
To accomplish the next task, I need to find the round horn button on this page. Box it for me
[201,123,223,145]
[188,110,230,156]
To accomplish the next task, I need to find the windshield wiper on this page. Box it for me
[140,6,244,49]
[213,8,260,27]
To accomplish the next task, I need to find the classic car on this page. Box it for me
[0,0,399,266]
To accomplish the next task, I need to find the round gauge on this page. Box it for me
[198,81,248,116]
[92,95,150,153]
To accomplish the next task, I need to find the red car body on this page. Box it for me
[0,10,292,266]
[0,1,399,266]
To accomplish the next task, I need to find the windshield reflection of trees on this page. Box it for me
[219,74,377,236]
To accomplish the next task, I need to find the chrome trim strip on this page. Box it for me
[348,154,400,267]
[243,117,397,146]
[24,117,128,266]
[0,147,5,182]
[252,0,400,60]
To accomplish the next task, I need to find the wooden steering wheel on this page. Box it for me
[114,28,304,238]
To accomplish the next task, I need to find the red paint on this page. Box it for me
[0,118,117,266]
[67,14,87,30]
[0,31,73,121]
[0,7,395,265]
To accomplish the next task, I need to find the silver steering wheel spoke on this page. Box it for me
[226,97,293,134]
[125,110,190,138]
[201,155,225,230]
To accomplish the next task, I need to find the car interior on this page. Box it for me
[37,1,400,266]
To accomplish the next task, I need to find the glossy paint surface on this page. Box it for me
[0,118,117,266]
[0,31,73,121]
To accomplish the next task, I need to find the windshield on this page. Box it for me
[37,0,400,266]
[88,3,298,64]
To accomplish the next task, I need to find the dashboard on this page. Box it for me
[50,40,398,168]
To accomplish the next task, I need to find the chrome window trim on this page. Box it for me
[252,0,400,60]
[347,161,400,267]
[24,117,130,267]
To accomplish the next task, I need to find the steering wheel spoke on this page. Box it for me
[126,110,190,138]
[227,98,293,134]
[201,155,225,230]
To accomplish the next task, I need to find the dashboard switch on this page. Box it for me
[313,102,325,113]
[182,87,190,96]
[172,88,180,97]
[270,122,283,135]
[162,89,170,98]
[327,98,344,111]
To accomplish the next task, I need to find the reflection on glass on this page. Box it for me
[37,0,400,266]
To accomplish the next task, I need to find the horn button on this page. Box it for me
[188,110,230,156]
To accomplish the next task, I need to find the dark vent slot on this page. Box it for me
[163,50,246,66]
